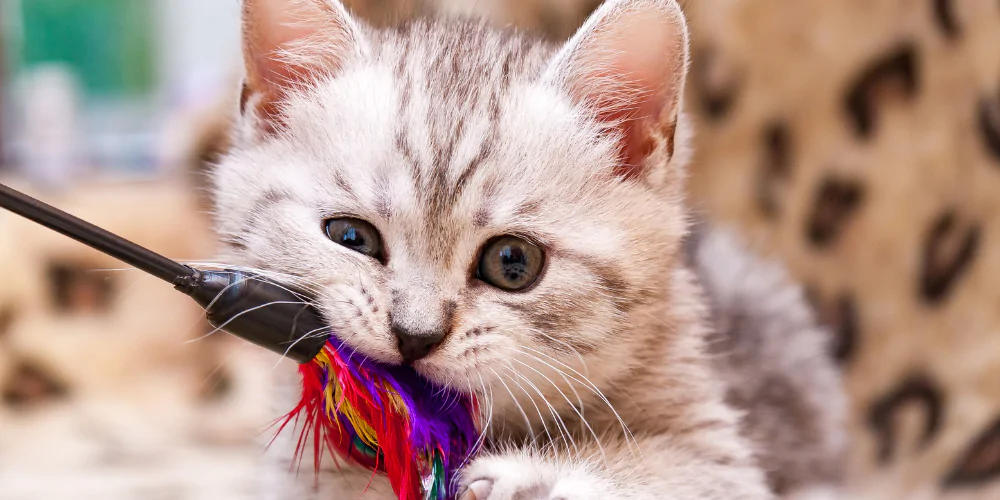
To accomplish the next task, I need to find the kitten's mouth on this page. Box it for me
[319,321,470,393]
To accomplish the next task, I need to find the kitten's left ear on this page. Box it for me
[241,0,366,132]
[546,0,690,181]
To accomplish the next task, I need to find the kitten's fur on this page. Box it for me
[213,1,846,498]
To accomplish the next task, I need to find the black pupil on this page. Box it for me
[342,226,365,247]
[477,236,542,291]
[499,245,529,283]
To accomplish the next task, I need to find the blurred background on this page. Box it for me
[1,1,999,499]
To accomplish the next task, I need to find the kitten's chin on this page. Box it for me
[412,359,477,395]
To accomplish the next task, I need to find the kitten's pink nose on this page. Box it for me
[392,325,445,364]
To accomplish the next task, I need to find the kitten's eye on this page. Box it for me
[477,236,544,291]
[324,218,383,259]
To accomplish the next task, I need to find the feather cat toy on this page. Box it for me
[0,183,480,500]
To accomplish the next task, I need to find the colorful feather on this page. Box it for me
[278,335,480,500]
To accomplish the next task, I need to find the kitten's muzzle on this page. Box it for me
[392,324,445,364]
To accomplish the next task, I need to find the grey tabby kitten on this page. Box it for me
[213,0,846,499]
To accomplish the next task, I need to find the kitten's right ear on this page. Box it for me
[545,0,689,183]
[241,0,366,132]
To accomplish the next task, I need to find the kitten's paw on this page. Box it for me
[458,454,616,500]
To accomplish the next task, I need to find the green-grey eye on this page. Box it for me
[477,236,544,291]
[325,218,383,260]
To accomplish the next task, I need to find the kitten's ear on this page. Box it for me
[241,0,365,131]
[546,0,689,181]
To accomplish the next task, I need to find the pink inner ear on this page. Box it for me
[248,20,320,87]
[242,0,355,126]
[587,66,669,179]
[564,6,687,179]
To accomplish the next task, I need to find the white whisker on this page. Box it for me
[507,352,606,463]
[272,325,333,369]
[487,366,535,443]
[504,363,579,456]
[518,344,640,453]
[185,300,309,344]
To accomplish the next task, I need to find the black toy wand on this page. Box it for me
[0,182,328,363]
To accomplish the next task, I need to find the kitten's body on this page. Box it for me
[215,2,845,499]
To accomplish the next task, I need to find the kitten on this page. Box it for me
[213,0,846,499]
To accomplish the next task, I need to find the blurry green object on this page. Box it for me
[18,0,154,96]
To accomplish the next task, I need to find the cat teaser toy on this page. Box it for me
[0,183,479,500]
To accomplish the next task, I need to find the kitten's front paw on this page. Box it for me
[458,454,616,500]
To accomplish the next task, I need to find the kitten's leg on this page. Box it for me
[459,435,773,500]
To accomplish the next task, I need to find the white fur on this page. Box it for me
[213,1,846,499]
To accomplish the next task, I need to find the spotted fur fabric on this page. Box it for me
[681,1,1000,498]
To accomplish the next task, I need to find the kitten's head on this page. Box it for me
[214,0,690,396]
